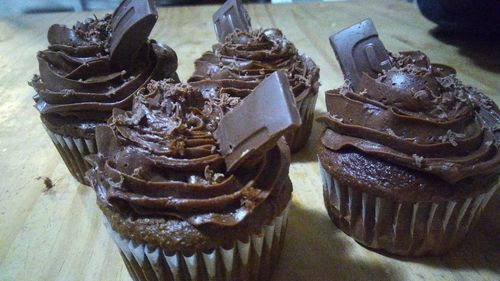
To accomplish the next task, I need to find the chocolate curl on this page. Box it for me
[329,18,392,90]
[213,0,252,43]
[109,0,158,69]
[214,71,301,172]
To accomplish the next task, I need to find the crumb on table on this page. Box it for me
[36,176,54,190]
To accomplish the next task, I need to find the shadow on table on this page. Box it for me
[273,203,403,281]
[429,27,500,74]
[397,189,500,274]
[292,109,327,164]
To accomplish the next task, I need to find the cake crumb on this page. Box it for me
[36,176,54,191]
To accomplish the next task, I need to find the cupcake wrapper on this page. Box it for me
[320,162,499,256]
[103,203,290,281]
[44,125,96,185]
[286,90,318,153]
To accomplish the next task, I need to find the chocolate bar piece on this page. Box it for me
[110,0,158,69]
[213,0,252,43]
[329,19,392,90]
[214,71,301,172]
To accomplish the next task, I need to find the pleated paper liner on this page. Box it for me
[320,162,499,256]
[285,88,318,153]
[103,203,290,281]
[43,125,96,185]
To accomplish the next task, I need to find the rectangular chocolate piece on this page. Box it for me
[329,18,392,90]
[213,0,252,43]
[214,71,301,172]
[110,0,158,69]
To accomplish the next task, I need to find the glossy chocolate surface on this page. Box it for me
[329,18,392,90]
[215,71,301,171]
[110,0,158,69]
[213,0,252,42]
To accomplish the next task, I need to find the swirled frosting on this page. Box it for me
[318,51,500,183]
[189,28,319,101]
[86,80,292,229]
[30,14,178,134]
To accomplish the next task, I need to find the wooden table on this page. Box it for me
[0,1,499,280]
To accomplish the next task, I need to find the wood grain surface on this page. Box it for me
[0,1,499,280]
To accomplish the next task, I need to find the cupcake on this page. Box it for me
[86,79,292,281]
[30,3,179,184]
[318,50,500,256]
[189,27,320,152]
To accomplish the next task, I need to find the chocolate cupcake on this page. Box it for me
[190,14,319,152]
[319,21,500,256]
[86,78,293,281]
[30,2,179,184]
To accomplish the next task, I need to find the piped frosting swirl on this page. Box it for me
[318,51,500,183]
[87,80,292,228]
[31,14,178,124]
[189,28,319,101]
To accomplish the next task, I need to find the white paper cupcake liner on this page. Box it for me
[43,125,96,185]
[286,90,318,152]
[319,162,499,256]
[103,203,290,281]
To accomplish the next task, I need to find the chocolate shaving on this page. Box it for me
[412,154,424,168]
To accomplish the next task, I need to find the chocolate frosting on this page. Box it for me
[189,28,319,101]
[30,14,178,134]
[86,80,292,229]
[318,51,500,183]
